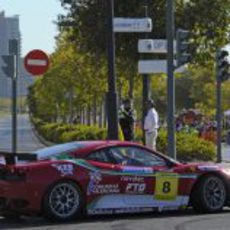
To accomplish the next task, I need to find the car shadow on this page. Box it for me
[1,209,230,229]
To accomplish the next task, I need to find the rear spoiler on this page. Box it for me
[0,152,37,165]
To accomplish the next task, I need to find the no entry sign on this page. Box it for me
[24,49,49,75]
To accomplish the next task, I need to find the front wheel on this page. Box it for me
[191,175,227,213]
[43,181,83,222]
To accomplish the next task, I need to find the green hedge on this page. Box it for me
[135,128,215,162]
[32,117,107,143]
[32,117,216,162]
[157,130,216,162]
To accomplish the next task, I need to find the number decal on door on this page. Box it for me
[155,172,179,200]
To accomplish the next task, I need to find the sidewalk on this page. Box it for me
[222,143,230,162]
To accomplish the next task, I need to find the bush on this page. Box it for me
[32,117,108,143]
[176,131,216,161]
[157,129,215,162]
[38,123,60,142]
[32,117,215,162]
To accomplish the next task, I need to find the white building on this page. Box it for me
[0,11,34,98]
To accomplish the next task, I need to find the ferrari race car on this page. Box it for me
[0,140,230,222]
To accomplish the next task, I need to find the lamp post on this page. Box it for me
[106,0,119,140]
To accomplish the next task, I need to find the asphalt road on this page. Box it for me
[0,114,45,152]
[1,209,230,230]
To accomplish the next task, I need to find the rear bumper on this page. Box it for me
[0,180,43,215]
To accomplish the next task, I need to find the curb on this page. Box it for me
[29,115,54,147]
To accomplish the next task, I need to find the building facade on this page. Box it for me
[0,11,34,98]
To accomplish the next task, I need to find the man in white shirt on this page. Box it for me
[144,99,159,150]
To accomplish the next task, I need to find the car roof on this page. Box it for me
[35,140,179,165]
[35,140,142,159]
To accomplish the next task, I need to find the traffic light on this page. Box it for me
[176,29,191,67]
[1,55,15,78]
[217,50,229,82]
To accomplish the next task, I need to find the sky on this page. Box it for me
[0,0,65,56]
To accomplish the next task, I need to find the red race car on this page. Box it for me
[0,140,230,222]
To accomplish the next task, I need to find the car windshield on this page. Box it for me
[35,142,85,160]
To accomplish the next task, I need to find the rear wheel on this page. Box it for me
[191,175,227,213]
[43,181,83,222]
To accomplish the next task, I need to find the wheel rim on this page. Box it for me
[49,183,80,218]
[203,177,226,210]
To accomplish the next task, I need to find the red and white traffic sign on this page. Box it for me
[24,49,49,75]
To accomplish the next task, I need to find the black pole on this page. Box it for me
[167,0,176,159]
[12,55,17,154]
[216,51,222,163]
[142,4,151,144]
[9,39,18,155]
[106,0,118,139]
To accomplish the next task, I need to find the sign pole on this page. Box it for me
[167,0,176,159]
[142,3,151,144]
[9,39,19,156]
[106,0,118,140]
[12,54,17,154]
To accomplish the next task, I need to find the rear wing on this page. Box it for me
[0,152,37,165]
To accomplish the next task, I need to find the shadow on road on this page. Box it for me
[1,209,230,229]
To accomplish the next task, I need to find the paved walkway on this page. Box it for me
[222,143,230,162]
[0,114,45,152]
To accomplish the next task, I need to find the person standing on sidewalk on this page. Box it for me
[144,99,159,150]
[118,99,136,141]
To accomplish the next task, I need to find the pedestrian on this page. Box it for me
[144,99,159,150]
[118,99,136,141]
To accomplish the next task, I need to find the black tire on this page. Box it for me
[191,175,227,213]
[43,181,83,222]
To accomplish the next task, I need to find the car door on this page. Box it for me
[105,146,185,210]
[85,149,129,214]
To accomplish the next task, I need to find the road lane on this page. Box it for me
[1,209,230,230]
[0,114,45,152]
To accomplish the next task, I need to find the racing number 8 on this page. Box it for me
[162,181,171,193]
[155,173,179,200]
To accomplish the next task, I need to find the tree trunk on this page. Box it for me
[99,102,102,128]
[93,97,97,125]
[87,104,91,126]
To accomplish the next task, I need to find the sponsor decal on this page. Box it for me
[87,171,102,195]
[90,184,119,194]
[122,166,153,174]
[159,206,179,212]
[198,165,219,171]
[114,207,153,214]
[88,207,154,215]
[126,183,146,194]
[52,163,74,176]
[88,209,113,215]
[121,176,144,183]
[87,171,120,195]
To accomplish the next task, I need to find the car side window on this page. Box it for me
[108,147,166,167]
[87,150,114,164]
